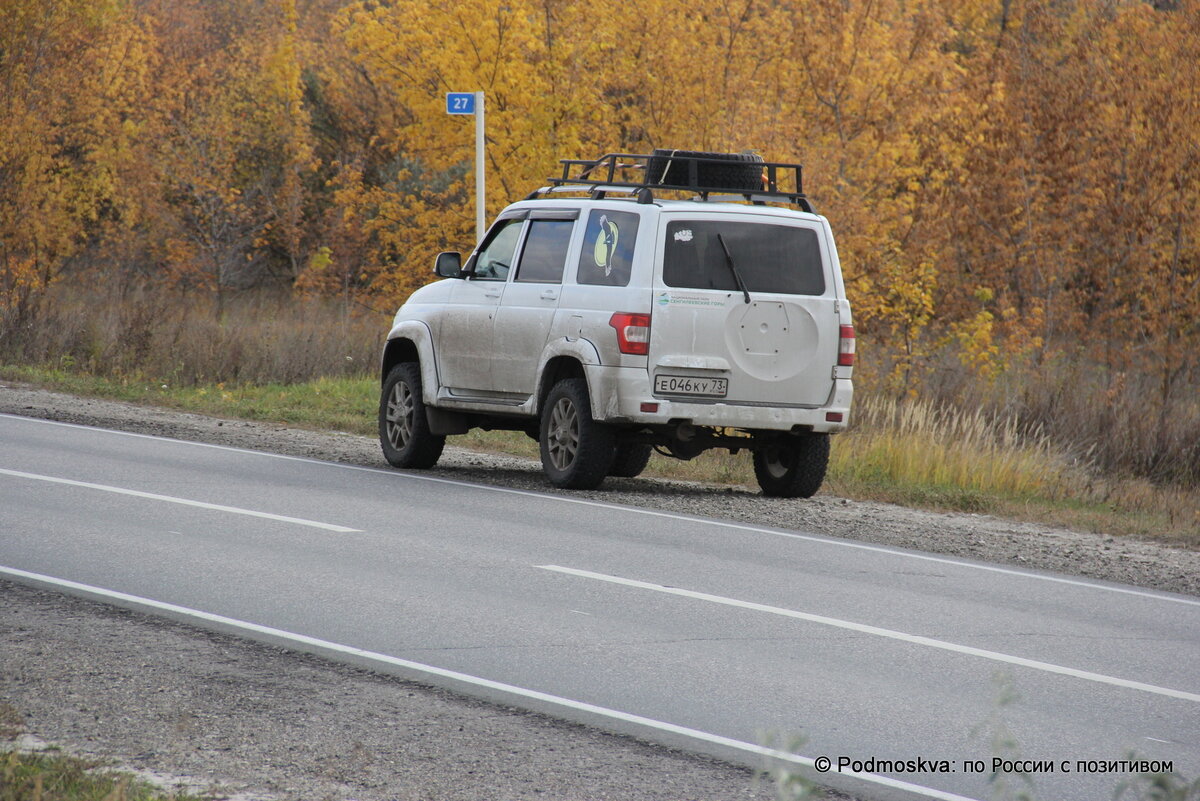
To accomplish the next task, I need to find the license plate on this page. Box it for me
[654,374,728,397]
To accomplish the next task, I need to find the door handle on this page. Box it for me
[540,289,558,301]
[484,289,502,298]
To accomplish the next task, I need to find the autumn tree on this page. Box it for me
[765,0,970,393]
[0,0,154,334]
[139,0,319,311]
[325,0,628,301]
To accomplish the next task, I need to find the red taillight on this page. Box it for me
[838,324,856,367]
[610,312,651,355]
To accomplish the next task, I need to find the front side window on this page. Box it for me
[662,221,825,296]
[577,209,640,287]
[516,219,574,283]
[472,219,524,280]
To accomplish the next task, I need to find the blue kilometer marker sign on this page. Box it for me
[446,91,485,242]
[446,92,476,115]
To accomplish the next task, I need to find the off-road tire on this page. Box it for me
[608,443,653,478]
[753,433,829,498]
[540,378,615,489]
[379,362,445,469]
[646,149,764,192]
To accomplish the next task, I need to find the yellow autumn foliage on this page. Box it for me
[0,0,1196,411]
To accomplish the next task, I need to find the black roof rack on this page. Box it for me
[526,151,816,213]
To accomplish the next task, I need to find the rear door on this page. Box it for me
[490,209,579,397]
[648,213,840,407]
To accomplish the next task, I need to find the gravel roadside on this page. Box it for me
[2,381,1197,800]
[0,579,786,801]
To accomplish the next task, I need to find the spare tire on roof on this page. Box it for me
[645,149,764,192]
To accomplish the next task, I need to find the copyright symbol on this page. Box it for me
[815,756,831,773]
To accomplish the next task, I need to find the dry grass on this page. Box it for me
[863,346,1200,489]
[834,396,1084,500]
[1,285,383,387]
[830,396,1199,543]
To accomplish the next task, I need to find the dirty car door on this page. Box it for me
[490,210,578,398]
[437,215,525,396]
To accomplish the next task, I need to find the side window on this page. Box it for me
[577,209,639,287]
[472,219,524,280]
[515,219,574,283]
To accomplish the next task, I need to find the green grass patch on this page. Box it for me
[1,749,209,801]
[0,365,377,436]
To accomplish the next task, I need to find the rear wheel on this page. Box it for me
[608,443,652,478]
[753,433,829,498]
[379,363,445,469]
[540,378,615,489]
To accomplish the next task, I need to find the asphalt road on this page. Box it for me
[1,412,1197,801]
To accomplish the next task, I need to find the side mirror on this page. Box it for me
[434,251,463,278]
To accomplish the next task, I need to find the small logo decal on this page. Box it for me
[673,229,693,242]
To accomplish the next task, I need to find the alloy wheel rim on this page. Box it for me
[547,396,579,471]
[386,380,414,449]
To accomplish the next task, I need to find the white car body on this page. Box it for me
[380,153,855,495]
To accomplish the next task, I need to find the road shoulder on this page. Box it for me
[1,579,781,801]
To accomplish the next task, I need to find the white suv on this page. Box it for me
[378,150,855,496]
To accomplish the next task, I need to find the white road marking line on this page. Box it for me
[0,564,983,801]
[0,467,360,533]
[4,413,1199,608]
[540,565,1200,704]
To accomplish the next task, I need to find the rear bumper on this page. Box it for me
[585,365,852,433]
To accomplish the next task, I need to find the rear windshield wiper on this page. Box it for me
[716,233,751,304]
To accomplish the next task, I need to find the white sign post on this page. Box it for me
[446,91,486,244]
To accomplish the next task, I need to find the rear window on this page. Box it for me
[662,221,825,295]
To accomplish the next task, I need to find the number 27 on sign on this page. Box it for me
[446,92,475,114]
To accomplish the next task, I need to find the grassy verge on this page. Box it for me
[3,364,1196,546]
[0,703,205,801]
[0,366,378,437]
[1,750,208,801]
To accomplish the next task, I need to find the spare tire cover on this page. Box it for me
[646,149,764,191]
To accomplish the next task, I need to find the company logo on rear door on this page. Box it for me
[657,292,724,309]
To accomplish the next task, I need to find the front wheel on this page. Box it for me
[753,433,830,498]
[540,378,615,490]
[379,363,445,469]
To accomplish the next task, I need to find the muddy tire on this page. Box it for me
[540,378,615,490]
[608,443,652,478]
[753,433,829,498]
[379,363,445,469]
